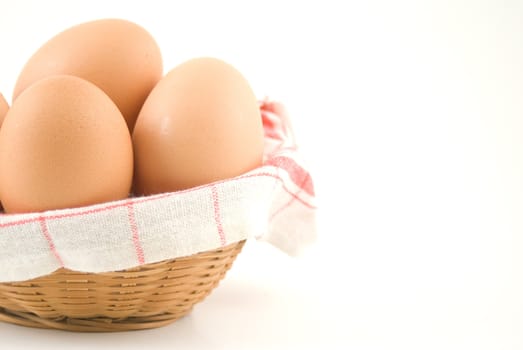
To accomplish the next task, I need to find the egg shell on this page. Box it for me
[132,57,264,195]
[0,93,7,128]
[0,75,133,213]
[0,93,6,208]
[13,18,163,131]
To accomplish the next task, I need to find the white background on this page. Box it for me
[1,0,523,349]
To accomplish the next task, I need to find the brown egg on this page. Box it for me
[0,75,133,213]
[0,93,8,128]
[133,57,264,195]
[13,18,162,131]
[0,93,6,209]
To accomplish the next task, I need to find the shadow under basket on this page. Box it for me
[0,240,245,332]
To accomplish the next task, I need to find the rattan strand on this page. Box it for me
[0,240,245,332]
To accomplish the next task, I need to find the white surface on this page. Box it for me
[1,0,523,349]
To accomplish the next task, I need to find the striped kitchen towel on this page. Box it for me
[0,100,316,282]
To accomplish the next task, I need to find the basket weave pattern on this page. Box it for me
[0,240,244,332]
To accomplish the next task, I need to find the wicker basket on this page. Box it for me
[0,240,245,332]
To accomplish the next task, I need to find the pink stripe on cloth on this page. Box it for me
[264,156,314,196]
[126,199,145,265]
[39,216,64,267]
[0,192,172,228]
[260,100,295,144]
[211,185,227,246]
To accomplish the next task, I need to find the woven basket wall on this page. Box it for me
[0,240,245,332]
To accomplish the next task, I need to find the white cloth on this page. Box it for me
[0,100,316,282]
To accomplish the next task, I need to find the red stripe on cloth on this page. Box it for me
[0,217,40,228]
[262,114,284,141]
[39,216,64,267]
[174,172,316,210]
[264,127,283,141]
[259,100,296,147]
[211,185,226,246]
[269,197,295,222]
[0,193,172,228]
[264,156,315,196]
[126,199,145,265]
